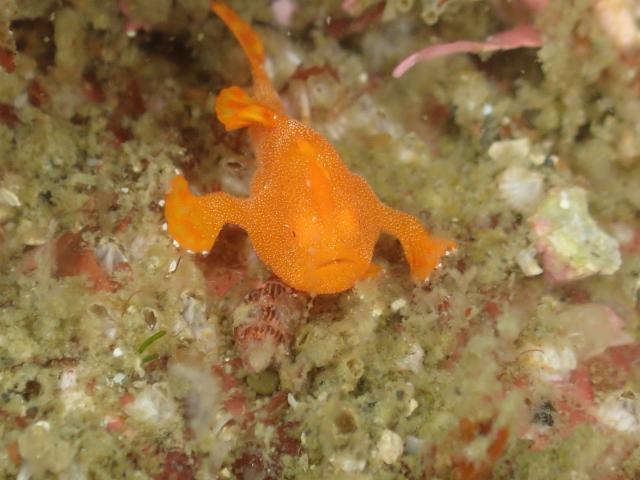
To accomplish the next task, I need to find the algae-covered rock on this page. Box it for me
[521,303,633,381]
[53,8,88,77]
[11,0,55,20]
[18,422,73,475]
[124,382,178,425]
[530,187,621,282]
[2,0,640,478]
[123,0,173,26]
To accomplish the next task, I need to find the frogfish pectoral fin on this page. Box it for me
[380,205,456,282]
[164,175,248,253]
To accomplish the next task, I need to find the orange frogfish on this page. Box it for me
[164,2,455,295]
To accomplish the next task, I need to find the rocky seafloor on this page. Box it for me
[1,0,640,478]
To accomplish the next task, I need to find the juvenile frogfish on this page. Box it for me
[164,1,455,295]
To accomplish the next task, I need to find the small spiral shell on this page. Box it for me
[233,278,308,372]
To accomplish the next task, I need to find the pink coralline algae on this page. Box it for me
[393,25,542,78]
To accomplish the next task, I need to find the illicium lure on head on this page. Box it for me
[164,1,456,295]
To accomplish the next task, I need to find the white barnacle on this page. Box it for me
[168,259,178,273]
[396,344,424,373]
[124,383,177,424]
[287,393,299,409]
[498,165,544,214]
[390,298,407,312]
[516,247,543,277]
[596,391,640,432]
[0,188,21,207]
[520,344,577,381]
[95,242,128,274]
[375,429,404,464]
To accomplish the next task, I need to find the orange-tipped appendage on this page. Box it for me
[163,3,455,294]
[215,86,278,130]
[210,2,264,72]
[164,175,247,253]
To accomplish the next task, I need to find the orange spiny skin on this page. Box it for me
[164,2,456,295]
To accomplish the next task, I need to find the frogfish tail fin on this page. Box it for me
[210,2,282,109]
[211,2,265,76]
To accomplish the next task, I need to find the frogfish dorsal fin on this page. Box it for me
[215,86,278,131]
